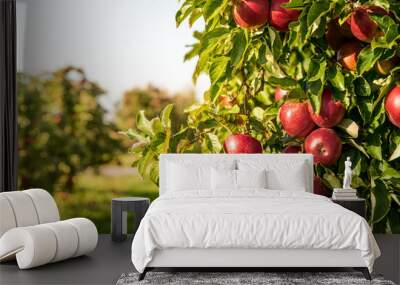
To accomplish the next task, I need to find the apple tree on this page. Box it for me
[122,0,400,233]
[18,67,122,193]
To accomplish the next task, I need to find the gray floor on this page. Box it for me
[1,234,399,285]
[0,235,135,285]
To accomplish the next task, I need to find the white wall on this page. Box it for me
[17,0,209,110]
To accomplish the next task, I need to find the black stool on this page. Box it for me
[111,197,150,242]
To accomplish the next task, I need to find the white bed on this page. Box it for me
[131,154,380,280]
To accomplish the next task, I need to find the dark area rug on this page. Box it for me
[116,271,395,285]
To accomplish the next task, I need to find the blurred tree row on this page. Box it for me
[18,66,194,194]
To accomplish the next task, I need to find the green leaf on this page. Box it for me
[371,15,400,49]
[160,104,174,129]
[381,161,400,180]
[357,97,373,124]
[230,29,248,67]
[365,135,383,160]
[129,141,148,153]
[202,28,230,47]
[150,117,163,134]
[251,107,265,122]
[353,77,371,97]
[197,119,219,130]
[371,180,391,223]
[176,2,193,27]
[373,76,395,111]
[392,193,400,207]
[357,47,384,74]
[268,76,298,89]
[323,172,341,189]
[189,8,202,27]
[307,58,326,82]
[184,43,200,61]
[389,144,400,161]
[308,80,323,112]
[203,0,225,23]
[268,27,283,60]
[209,56,230,84]
[121,129,147,142]
[209,80,224,103]
[345,138,370,158]
[327,65,345,91]
[136,111,154,136]
[205,133,222,153]
[307,1,330,36]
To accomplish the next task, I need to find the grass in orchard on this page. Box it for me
[54,171,158,234]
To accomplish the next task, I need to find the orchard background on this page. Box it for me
[17,67,195,233]
[123,0,400,233]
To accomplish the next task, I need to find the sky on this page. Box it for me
[16,0,209,111]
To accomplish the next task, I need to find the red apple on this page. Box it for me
[305,128,342,166]
[279,102,316,138]
[274,87,288,102]
[338,20,354,38]
[349,8,378,42]
[224,134,263,153]
[269,0,300,32]
[385,86,400,128]
[337,41,363,71]
[313,176,331,197]
[326,20,346,51]
[219,95,235,108]
[233,0,270,29]
[283,145,302,153]
[307,89,345,128]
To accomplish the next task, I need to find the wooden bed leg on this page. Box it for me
[138,268,148,281]
[354,267,371,280]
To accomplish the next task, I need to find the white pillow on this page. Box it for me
[211,168,236,190]
[238,160,307,191]
[236,169,267,189]
[167,162,211,191]
[211,169,267,190]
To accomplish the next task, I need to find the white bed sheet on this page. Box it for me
[131,190,380,273]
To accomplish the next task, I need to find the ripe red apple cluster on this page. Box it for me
[224,2,399,158]
[327,6,391,72]
[233,0,300,31]
[278,89,344,166]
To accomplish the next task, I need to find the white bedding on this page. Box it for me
[131,190,380,273]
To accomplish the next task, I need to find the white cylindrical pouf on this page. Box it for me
[66,218,98,257]
[0,196,17,238]
[24,189,60,223]
[1,192,39,227]
[42,221,79,262]
[0,226,57,269]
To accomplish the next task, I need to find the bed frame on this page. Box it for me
[139,154,371,281]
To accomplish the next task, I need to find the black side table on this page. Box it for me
[332,198,366,218]
[111,197,150,242]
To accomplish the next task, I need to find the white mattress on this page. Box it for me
[131,190,380,273]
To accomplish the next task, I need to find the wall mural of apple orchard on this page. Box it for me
[122,0,400,233]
